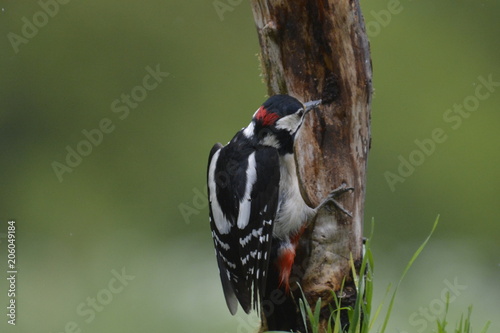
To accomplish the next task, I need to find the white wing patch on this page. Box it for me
[236,152,257,230]
[208,149,232,235]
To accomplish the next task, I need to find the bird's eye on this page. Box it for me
[298,109,304,117]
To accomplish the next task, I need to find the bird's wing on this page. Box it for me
[208,143,280,314]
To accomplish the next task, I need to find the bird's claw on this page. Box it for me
[319,183,354,217]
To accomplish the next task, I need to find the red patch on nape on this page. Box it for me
[255,106,279,126]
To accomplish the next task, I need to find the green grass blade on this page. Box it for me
[314,297,322,328]
[369,282,391,331]
[312,298,322,333]
[479,321,491,333]
[347,258,362,332]
[330,293,342,333]
[299,297,309,333]
[379,215,439,333]
[346,219,376,333]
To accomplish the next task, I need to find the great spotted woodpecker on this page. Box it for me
[207,95,352,318]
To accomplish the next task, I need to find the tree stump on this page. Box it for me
[250,1,372,331]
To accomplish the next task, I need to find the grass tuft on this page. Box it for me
[274,215,491,333]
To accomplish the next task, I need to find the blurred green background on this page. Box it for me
[0,1,499,332]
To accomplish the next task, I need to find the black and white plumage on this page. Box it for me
[207,95,321,315]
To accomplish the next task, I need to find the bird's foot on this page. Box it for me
[318,183,354,217]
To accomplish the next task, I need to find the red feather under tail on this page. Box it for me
[276,226,307,292]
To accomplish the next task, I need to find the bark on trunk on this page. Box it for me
[250,1,372,331]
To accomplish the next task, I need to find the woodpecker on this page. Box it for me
[207,94,352,319]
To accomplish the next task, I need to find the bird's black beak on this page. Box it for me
[304,99,322,112]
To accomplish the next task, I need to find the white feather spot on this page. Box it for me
[260,135,280,148]
[243,121,255,138]
[239,233,252,247]
[239,227,264,247]
[213,232,230,250]
[219,253,236,269]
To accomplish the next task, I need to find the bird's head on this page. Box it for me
[243,95,321,151]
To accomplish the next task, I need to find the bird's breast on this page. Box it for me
[273,154,315,240]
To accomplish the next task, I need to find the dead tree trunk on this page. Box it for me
[250,1,372,331]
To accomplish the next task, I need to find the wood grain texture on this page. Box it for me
[251,0,372,331]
